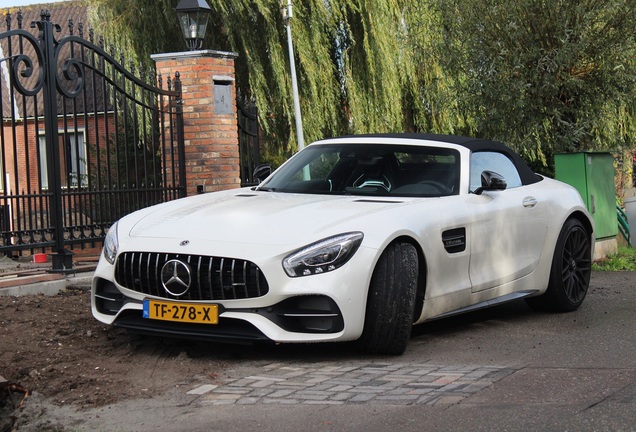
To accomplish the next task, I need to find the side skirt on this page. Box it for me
[428,290,539,321]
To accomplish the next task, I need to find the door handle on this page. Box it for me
[523,197,537,208]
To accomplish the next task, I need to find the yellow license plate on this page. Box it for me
[143,299,218,324]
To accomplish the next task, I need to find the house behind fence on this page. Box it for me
[1,1,253,270]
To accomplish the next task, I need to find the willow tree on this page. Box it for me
[433,0,636,171]
[399,3,469,135]
[87,0,452,165]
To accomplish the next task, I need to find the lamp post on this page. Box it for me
[175,0,212,51]
[281,0,305,151]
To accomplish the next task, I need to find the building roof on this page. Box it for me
[0,1,112,121]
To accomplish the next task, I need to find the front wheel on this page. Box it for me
[526,218,592,312]
[358,242,419,355]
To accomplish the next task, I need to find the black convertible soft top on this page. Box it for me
[335,133,542,186]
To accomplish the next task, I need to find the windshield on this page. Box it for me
[258,144,460,197]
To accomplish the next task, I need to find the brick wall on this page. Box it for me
[152,50,241,195]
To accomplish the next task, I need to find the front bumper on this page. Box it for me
[91,245,376,344]
[93,277,344,342]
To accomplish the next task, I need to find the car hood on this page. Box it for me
[126,189,413,248]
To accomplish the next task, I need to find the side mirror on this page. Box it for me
[252,164,272,183]
[474,170,507,195]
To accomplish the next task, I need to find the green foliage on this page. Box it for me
[593,246,636,271]
[87,0,636,171]
[433,0,636,171]
[86,0,451,163]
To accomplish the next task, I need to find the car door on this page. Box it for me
[466,151,549,292]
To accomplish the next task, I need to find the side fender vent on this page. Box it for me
[442,228,466,253]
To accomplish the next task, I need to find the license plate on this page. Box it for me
[143,299,218,324]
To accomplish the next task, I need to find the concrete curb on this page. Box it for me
[0,271,94,297]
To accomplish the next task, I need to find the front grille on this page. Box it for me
[114,252,269,301]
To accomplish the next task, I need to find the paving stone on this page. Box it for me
[439,383,469,392]
[409,368,438,376]
[405,382,444,388]
[186,384,218,395]
[250,380,280,388]
[262,398,299,404]
[433,395,466,405]
[247,388,276,397]
[303,400,344,405]
[326,384,353,392]
[211,387,251,395]
[275,381,311,388]
[349,393,376,403]
[405,388,434,395]
[245,376,286,382]
[383,374,417,381]
[186,361,518,407]
[416,394,438,404]
[375,395,419,402]
[386,388,410,396]
[267,389,297,398]
[235,397,259,405]
[230,378,259,387]
[330,392,355,401]
[350,386,388,393]
[306,375,331,384]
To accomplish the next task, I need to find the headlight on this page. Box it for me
[283,232,364,277]
[103,222,119,264]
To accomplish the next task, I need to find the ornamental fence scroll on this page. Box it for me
[0,10,186,271]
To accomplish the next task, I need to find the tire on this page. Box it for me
[358,242,419,355]
[525,218,592,312]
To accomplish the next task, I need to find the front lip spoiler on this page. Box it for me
[113,311,271,345]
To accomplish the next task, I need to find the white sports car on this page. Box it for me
[91,134,594,354]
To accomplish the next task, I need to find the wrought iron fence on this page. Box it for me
[0,9,185,271]
[237,90,260,186]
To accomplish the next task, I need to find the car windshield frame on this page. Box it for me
[257,143,460,197]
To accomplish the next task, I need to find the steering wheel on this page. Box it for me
[358,178,391,192]
[354,173,392,192]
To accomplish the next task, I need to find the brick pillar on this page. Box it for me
[152,50,241,195]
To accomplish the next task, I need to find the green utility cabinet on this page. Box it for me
[554,152,616,240]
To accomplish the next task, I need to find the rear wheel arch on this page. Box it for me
[569,211,593,238]
[526,216,592,312]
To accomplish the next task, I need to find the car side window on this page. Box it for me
[470,152,522,191]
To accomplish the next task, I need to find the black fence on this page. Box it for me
[237,91,261,186]
[0,10,185,270]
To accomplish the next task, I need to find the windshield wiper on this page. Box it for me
[256,186,277,192]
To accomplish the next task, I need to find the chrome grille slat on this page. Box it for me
[219,258,225,300]
[230,260,237,298]
[136,253,143,292]
[242,261,248,297]
[145,253,152,295]
[207,257,214,301]
[196,256,203,301]
[114,252,269,301]
[127,253,134,291]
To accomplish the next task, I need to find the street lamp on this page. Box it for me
[281,0,305,151]
[175,0,212,51]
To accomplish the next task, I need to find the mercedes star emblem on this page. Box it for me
[161,259,192,297]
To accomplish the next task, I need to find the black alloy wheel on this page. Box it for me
[525,218,591,312]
